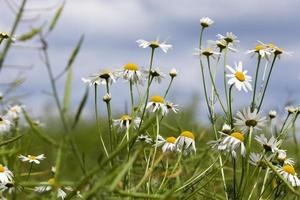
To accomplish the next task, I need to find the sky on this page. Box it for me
[1,0,300,122]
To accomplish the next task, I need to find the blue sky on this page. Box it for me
[1,0,300,121]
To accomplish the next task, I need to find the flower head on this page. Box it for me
[217,32,239,46]
[136,39,172,53]
[35,178,72,199]
[118,63,144,85]
[200,17,214,28]
[154,135,177,153]
[269,110,277,119]
[194,47,221,59]
[220,123,232,135]
[136,134,153,144]
[144,68,165,83]
[19,154,46,164]
[276,165,300,187]
[165,102,179,114]
[226,61,252,92]
[0,116,11,134]
[246,42,272,59]
[254,134,280,153]
[113,115,140,130]
[0,164,13,184]
[175,131,196,155]
[146,95,168,115]
[5,105,23,120]
[258,41,292,58]
[211,131,246,158]
[82,69,117,86]
[234,107,266,132]
[169,68,178,78]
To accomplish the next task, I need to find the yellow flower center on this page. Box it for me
[124,63,139,71]
[150,41,160,48]
[255,44,265,51]
[230,132,244,142]
[166,137,176,144]
[120,115,131,121]
[180,131,195,140]
[0,165,5,173]
[28,155,37,160]
[235,71,245,82]
[150,95,165,103]
[48,178,57,186]
[282,165,296,175]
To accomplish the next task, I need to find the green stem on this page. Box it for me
[233,156,237,199]
[228,84,234,127]
[105,79,114,153]
[223,48,229,109]
[257,55,277,112]
[130,80,134,114]
[251,55,261,112]
[27,162,33,181]
[94,85,109,158]
[139,48,155,129]
[163,77,174,98]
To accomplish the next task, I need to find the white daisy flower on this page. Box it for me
[0,116,11,134]
[5,105,23,120]
[154,135,177,153]
[250,153,272,168]
[0,181,16,194]
[246,43,272,59]
[82,69,117,86]
[285,106,298,114]
[220,123,232,134]
[258,41,293,58]
[136,39,172,53]
[35,178,72,199]
[217,32,239,46]
[19,154,46,164]
[254,134,280,153]
[165,102,179,114]
[169,68,178,78]
[175,131,196,155]
[144,68,165,83]
[276,150,295,166]
[226,61,252,92]
[113,115,141,130]
[200,17,214,28]
[194,47,221,59]
[146,95,168,115]
[234,107,267,132]
[136,134,152,144]
[269,110,277,119]
[213,132,246,158]
[118,63,144,85]
[276,165,300,187]
[208,39,236,52]
[0,165,13,184]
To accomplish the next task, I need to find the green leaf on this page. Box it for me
[48,2,65,32]
[17,27,42,41]
[63,35,84,114]
[71,86,89,129]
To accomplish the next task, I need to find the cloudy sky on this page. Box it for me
[1,0,300,121]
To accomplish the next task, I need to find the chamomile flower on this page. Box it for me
[208,39,236,52]
[269,110,277,119]
[194,47,221,59]
[200,17,214,28]
[136,39,172,53]
[217,32,239,46]
[254,134,280,153]
[175,131,196,155]
[285,106,298,114]
[0,165,13,184]
[5,105,23,120]
[226,61,252,92]
[258,41,292,58]
[82,69,117,86]
[169,68,178,78]
[113,115,140,130]
[0,116,11,134]
[35,178,72,199]
[246,43,272,59]
[146,95,168,115]
[154,135,177,153]
[249,153,271,168]
[165,102,179,114]
[220,123,232,134]
[234,107,267,132]
[0,181,16,194]
[19,154,46,164]
[144,68,165,83]
[136,134,152,144]
[215,132,246,158]
[276,165,300,187]
[276,150,295,166]
[119,63,144,85]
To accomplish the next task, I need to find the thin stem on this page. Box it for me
[251,54,261,112]
[94,85,109,158]
[138,48,155,129]
[233,156,237,199]
[228,84,234,127]
[163,77,174,99]
[129,80,134,114]
[247,167,262,200]
[27,162,33,181]
[223,48,229,109]
[259,168,270,199]
[257,55,277,111]
[105,80,114,153]
[206,56,227,114]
